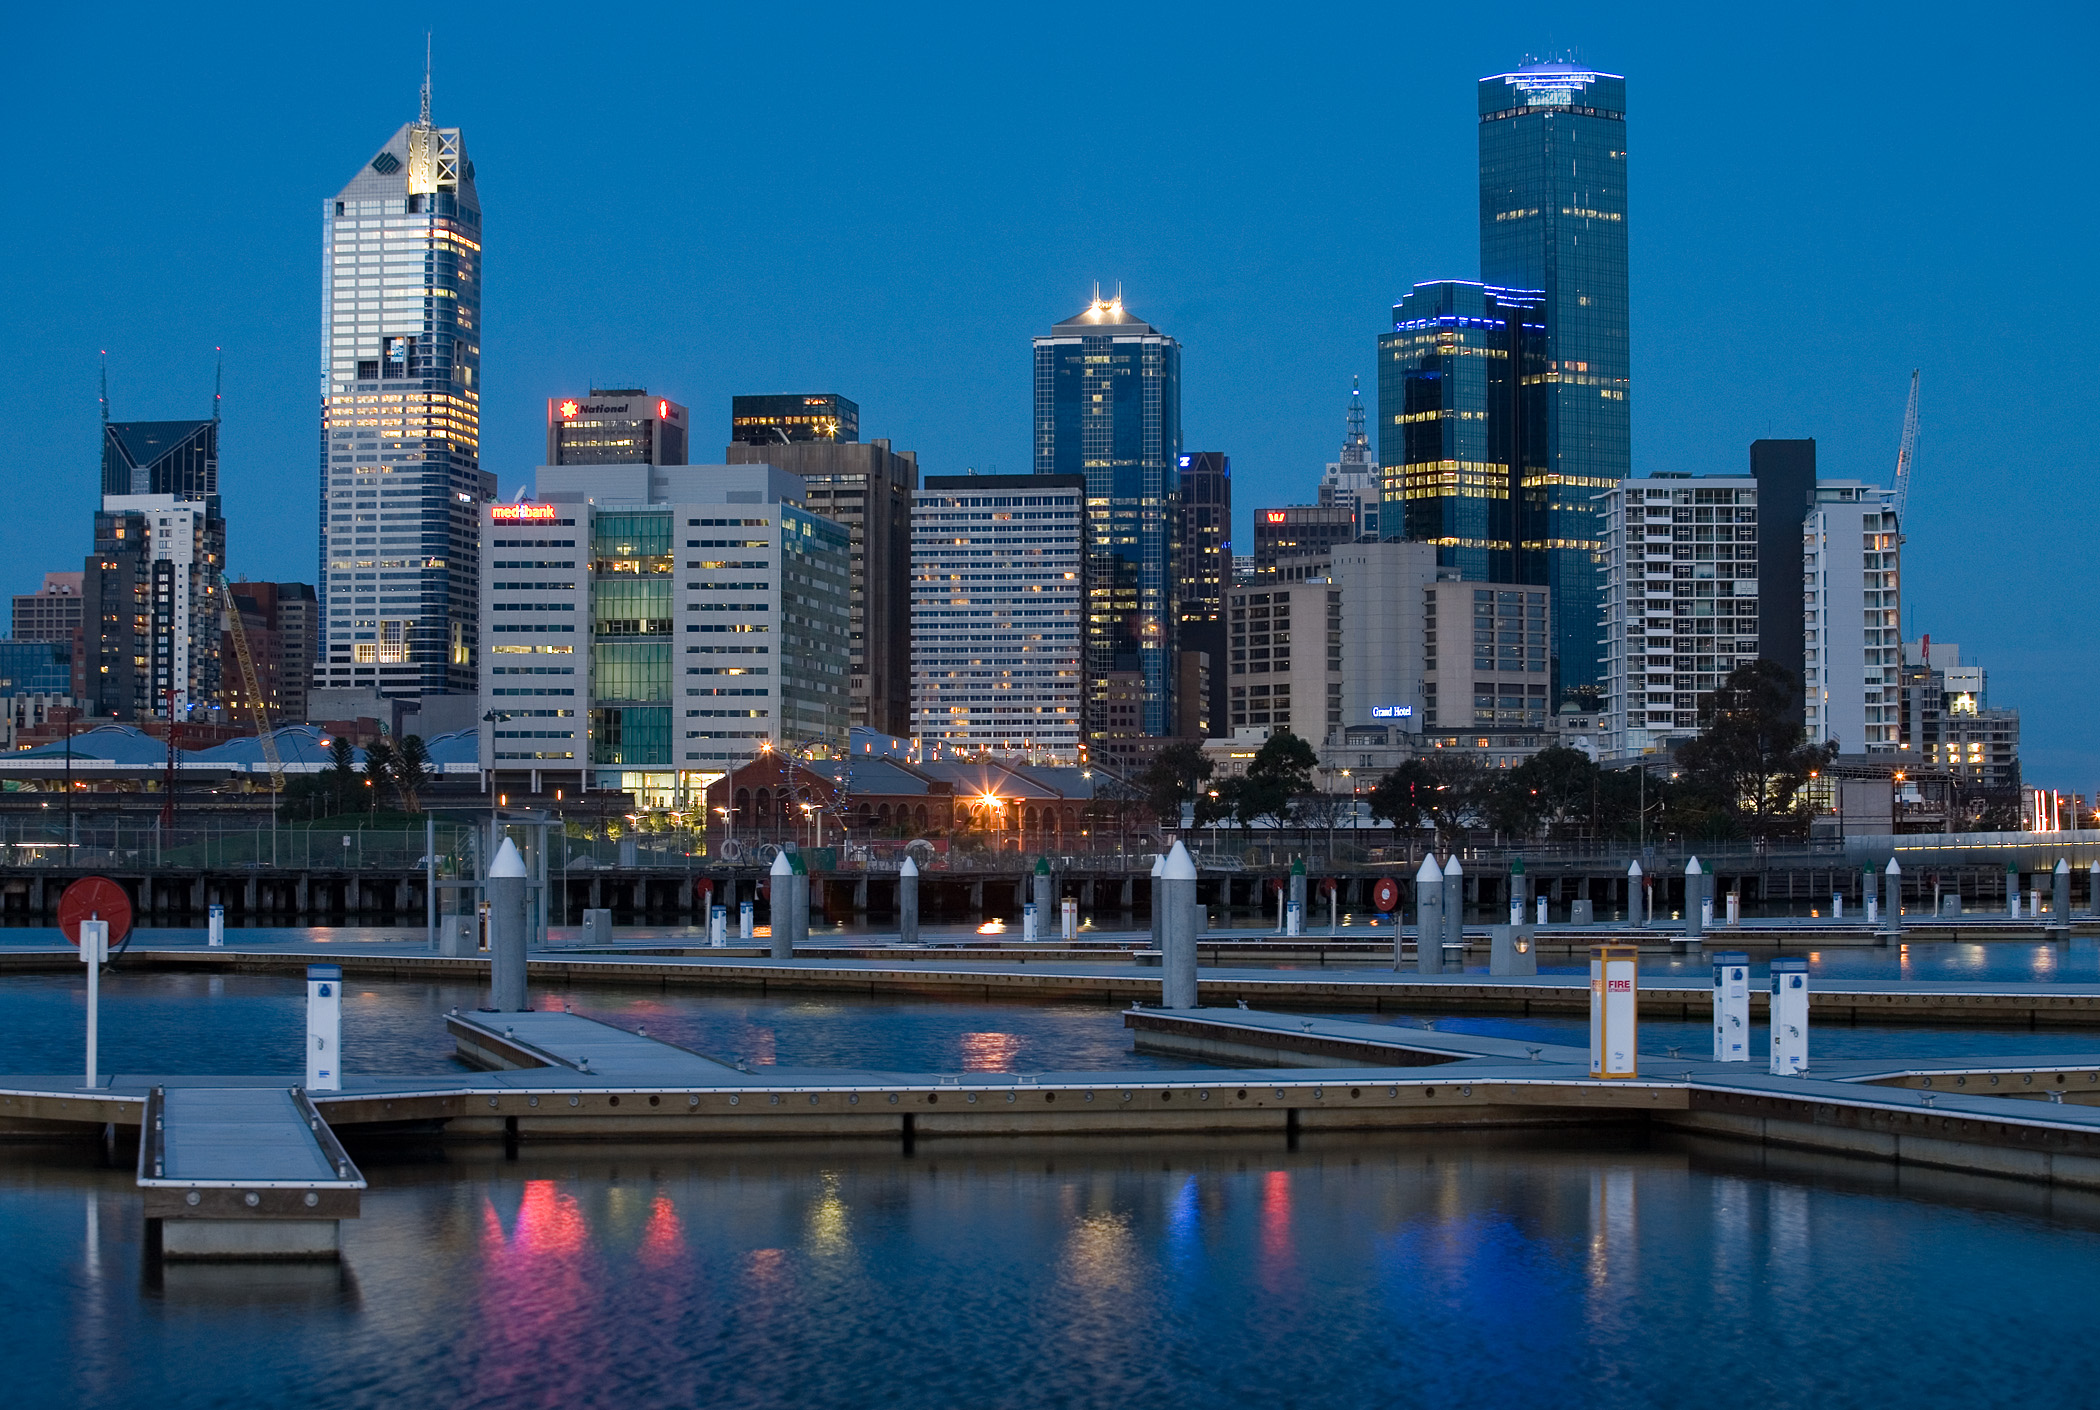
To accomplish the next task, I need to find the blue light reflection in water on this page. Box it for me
[9,1138,2100,1408]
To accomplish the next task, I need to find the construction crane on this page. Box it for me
[220,578,285,792]
[1892,369,1920,525]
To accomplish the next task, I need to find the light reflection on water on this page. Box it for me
[12,1136,2100,1407]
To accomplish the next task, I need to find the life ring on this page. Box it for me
[1371,877,1401,914]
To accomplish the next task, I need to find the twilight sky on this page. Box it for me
[2,2,2094,781]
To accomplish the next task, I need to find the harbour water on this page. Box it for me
[9,1133,2100,1407]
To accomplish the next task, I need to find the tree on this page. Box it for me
[326,737,360,814]
[361,739,397,814]
[1137,740,1212,830]
[392,735,433,813]
[1489,746,1601,841]
[1230,730,1317,828]
[1369,751,1488,846]
[1676,661,1831,840]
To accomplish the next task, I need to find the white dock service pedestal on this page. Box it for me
[306,964,343,1092]
[1712,950,1750,1062]
[1770,958,1810,1076]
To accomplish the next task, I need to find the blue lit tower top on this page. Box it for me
[1478,61,1627,705]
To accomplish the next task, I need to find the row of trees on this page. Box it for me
[281,736,436,819]
[1137,661,1870,847]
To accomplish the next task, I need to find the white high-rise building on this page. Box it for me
[1804,481,1901,752]
[318,75,490,702]
[1598,475,1763,759]
[480,465,852,805]
[910,474,1088,761]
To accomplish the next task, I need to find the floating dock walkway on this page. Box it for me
[136,1085,365,1259]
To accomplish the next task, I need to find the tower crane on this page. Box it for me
[220,578,285,792]
[1892,369,1920,525]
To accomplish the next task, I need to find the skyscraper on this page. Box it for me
[1032,291,1181,737]
[1318,379,1381,541]
[1478,60,1629,704]
[727,432,918,738]
[1379,281,1546,588]
[731,394,859,446]
[547,390,689,466]
[317,74,489,702]
[1175,451,1230,738]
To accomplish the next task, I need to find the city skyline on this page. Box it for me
[3,7,2093,776]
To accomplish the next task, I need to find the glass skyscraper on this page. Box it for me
[317,82,490,700]
[1379,281,1547,586]
[1478,61,1629,705]
[1033,293,1181,739]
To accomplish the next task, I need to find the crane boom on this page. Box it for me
[1892,368,1919,525]
[220,579,285,791]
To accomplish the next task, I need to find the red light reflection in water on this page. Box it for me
[960,1032,1022,1071]
[1259,1170,1297,1292]
[474,1181,597,1401]
[639,1194,685,1267]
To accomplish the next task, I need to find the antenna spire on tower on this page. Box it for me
[213,347,223,421]
[1340,375,1369,466]
[99,352,109,425]
[420,32,432,125]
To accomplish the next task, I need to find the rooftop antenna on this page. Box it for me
[99,351,109,424]
[212,347,223,421]
[419,32,432,126]
[1092,280,1102,305]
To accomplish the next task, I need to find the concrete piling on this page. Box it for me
[769,851,795,961]
[898,855,921,945]
[1413,854,1443,975]
[1160,841,1199,1009]
[486,838,529,1013]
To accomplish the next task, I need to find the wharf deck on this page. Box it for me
[135,1084,365,1259]
[12,1002,2100,1193]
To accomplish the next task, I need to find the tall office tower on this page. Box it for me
[13,572,84,644]
[1175,451,1230,737]
[223,582,319,726]
[548,390,689,466]
[1379,280,1546,583]
[1253,504,1356,583]
[103,417,217,498]
[1318,378,1381,540]
[731,394,859,446]
[1479,61,1629,704]
[1750,438,1817,718]
[1803,482,1901,752]
[728,433,918,737]
[318,78,489,702]
[81,498,225,721]
[910,474,1088,762]
[481,465,851,804]
[1032,291,1182,737]
[1597,474,1762,760]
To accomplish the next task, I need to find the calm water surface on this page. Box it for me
[7,1134,2100,1408]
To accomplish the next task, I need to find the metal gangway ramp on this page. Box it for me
[138,1085,366,1260]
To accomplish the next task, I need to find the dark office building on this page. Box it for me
[1033,293,1182,737]
[1751,438,1817,723]
[1380,279,1547,576]
[1478,61,1629,703]
[726,436,918,737]
[102,418,218,499]
[546,390,689,466]
[731,394,859,446]
[1253,504,1356,583]
[223,581,320,726]
[1176,451,1231,737]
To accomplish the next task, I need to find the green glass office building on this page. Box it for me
[1478,61,1629,705]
